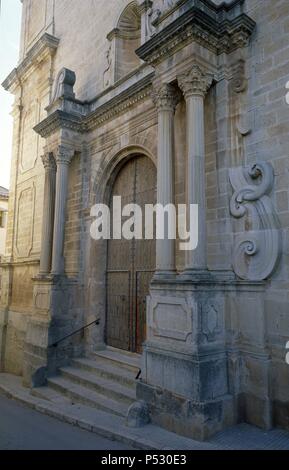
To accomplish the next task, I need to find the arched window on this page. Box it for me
[104,2,141,87]
[115,1,141,80]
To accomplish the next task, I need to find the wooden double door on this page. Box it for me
[106,155,156,354]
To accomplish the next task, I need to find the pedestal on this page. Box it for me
[23,275,81,387]
[137,273,235,440]
[136,273,271,439]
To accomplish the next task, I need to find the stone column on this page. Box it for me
[178,65,213,273]
[39,153,56,275]
[153,84,180,276]
[51,145,74,275]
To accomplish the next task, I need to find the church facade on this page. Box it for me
[1,0,289,440]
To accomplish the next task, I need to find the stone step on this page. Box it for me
[59,366,136,405]
[71,357,137,388]
[92,347,141,374]
[31,385,72,405]
[47,376,128,417]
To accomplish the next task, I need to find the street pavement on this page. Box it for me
[0,391,134,450]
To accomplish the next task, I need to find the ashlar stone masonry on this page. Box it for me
[1,0,289,440]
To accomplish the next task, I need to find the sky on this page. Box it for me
[0,0,22,189]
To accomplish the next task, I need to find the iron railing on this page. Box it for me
[50,319,100,348]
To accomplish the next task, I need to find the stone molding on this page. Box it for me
[178,64,213,98]
[229,162,281,282]
[41,152,56,171]
[15,183,36,259]
[34,73,154,138]
[136,0,256,65]
[34,111,84,139]
[2,33,59,93]
[152,83,181,111]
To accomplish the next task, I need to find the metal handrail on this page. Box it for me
[49,319,100,348]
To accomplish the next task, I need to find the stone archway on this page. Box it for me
[106,154,156,353]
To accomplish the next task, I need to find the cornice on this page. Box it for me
[34,110,84,139]
[2,33,59,93]
[85,72,154,128]
[136,1,256,65]
[34,72,154,138]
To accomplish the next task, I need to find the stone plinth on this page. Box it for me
[23,275,81,387]
[137,273,269,440]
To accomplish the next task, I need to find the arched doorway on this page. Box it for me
[106,155,156,353]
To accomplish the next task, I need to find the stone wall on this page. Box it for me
[1,0,289,433]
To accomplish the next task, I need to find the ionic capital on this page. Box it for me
[55,145,75,166]
[178,64,213,99]
[152,83,181,112]
[41,152,56,172]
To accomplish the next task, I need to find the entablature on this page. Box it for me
[136,0,255,65]
[34,68,154,139]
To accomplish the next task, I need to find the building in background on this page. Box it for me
[0,0,289,440]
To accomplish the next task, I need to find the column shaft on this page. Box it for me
[156,106,175,272]
[39,153,56,275]
[178,65,213,273]
[186,94,206,270]
[51,146,74,275]
[153,84,180,275]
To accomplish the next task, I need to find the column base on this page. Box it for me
[153,270,177,281]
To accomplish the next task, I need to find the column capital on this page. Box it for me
[178,64,213,99]
[152,83,181,112]
[55,145,75,166]
[41,152,56,172]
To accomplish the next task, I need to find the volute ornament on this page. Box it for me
[229,162,281,281]
[51,68,76,103]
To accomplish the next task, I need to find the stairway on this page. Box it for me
[31,347,140,418]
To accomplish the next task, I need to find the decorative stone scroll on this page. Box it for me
[229,162,281,281]
[51,68,76,103]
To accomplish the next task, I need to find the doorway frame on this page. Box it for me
[88,145,157,355]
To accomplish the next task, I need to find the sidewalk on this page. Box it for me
[0,373,288,450]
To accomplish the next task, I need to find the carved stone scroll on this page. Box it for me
[51,68,76,103]
[229,162,281,281]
